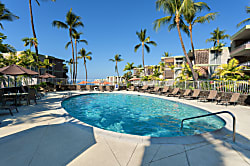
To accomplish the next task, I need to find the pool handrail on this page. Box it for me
[180,111,236,142]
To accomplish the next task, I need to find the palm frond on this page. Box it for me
[65,42,71,49]
[52,21,68,29]
[153,16,172,31]
[144,44,150,53]
[134,43,141,52]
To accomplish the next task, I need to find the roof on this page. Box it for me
[231,25,250,41]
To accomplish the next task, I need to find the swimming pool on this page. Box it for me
[62,93,225,137]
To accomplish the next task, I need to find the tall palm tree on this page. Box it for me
[183,1,217,65]
[66,31,88,81]
[0,1,19,29]
[237,6,250,27]
[154,0,198,81]
[65,58,73,83]
[78,48,92,84]
[134,29,157,76]
[109,54,124,78]
[28,0,55,62]
[163,51,171,57]
[52,8,84,84]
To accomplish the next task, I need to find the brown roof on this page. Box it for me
[39,73,56,78]
[0,64,39,76]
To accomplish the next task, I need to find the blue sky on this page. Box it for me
[2,0,250,80]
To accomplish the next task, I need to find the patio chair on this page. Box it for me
[199,90,217,102]
[99,86,105,92]
[218,93,240,106]
[166,88,180,97]
[27,89,37,105]
[184,89,201,100]
[139,85,149,93]
[159,86,170,95]
[176,89,191,98]
[148,87,161,94]
[106,86,113,92]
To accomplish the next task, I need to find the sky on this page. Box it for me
[2,0,250,80]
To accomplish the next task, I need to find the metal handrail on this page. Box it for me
[180,111,236,142]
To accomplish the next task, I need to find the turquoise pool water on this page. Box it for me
[62,93,225,137]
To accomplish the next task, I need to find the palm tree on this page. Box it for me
[134,29,157,76]
[78,48,92,84]
[22,37,38,50]
[154,0,198,81]
[66,31,88,81]
[123,62,135,74]
[109,54,124,79]
[28,0,55,63]
[0,2,19,29]
[163,51,171,57]
[206,27,229,47]
[183,1,217,65]
[52,8,84,84]
[65,58,73,83]
[0,32,16,53]
[206,27,229,64]
[237,6,250,27]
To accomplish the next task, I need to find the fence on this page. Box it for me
[137,80,250,94]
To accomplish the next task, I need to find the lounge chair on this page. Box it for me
[185,89,201,100]
[99,86,105,92]
[106,86,113,92]
[218,93,240,106]
[139,85,149,93]
[86,85,92,91]
[176,89,191,98]
[199,90,217,102]
[148,87,161,94]
[159,86,170,95]
[127,86,136,91]
[166,88,180,97]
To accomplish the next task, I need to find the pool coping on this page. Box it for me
[60,91,235,145]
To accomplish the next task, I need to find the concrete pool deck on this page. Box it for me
[0,90,249,166]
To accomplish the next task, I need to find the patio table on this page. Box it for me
[3,93,29,106]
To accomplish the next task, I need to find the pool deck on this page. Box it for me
[0,90,250,166]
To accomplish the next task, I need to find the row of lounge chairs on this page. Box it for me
[128,85,240,106]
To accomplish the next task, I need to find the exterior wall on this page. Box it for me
[106,76,125,84]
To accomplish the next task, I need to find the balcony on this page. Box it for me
[230,42,250,57]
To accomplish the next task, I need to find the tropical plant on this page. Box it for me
[182,0,217,65]
[123,71,133,81]
[134,29,157,75]
[0,1,19,29]
[18,49,35,69]
[123,62,135,73]
[52,8,84,84]
[212,58,249,81]
[78,48,92,84]
[175,63,201,82]
[66,31,88,81]
[28,0,55,63]
[154,0,197,81]
[237,6,250,27]
[109,54,124,79]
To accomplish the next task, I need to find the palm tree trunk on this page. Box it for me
[142,42,145,76]
[116,61,119,78]
[189,25,196,65]
[69,29,75,84]
[84,59,87,84]
[75,39,78,82]
[176,17,197,81]
[70,64,72,83]
[28,0,39,65]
